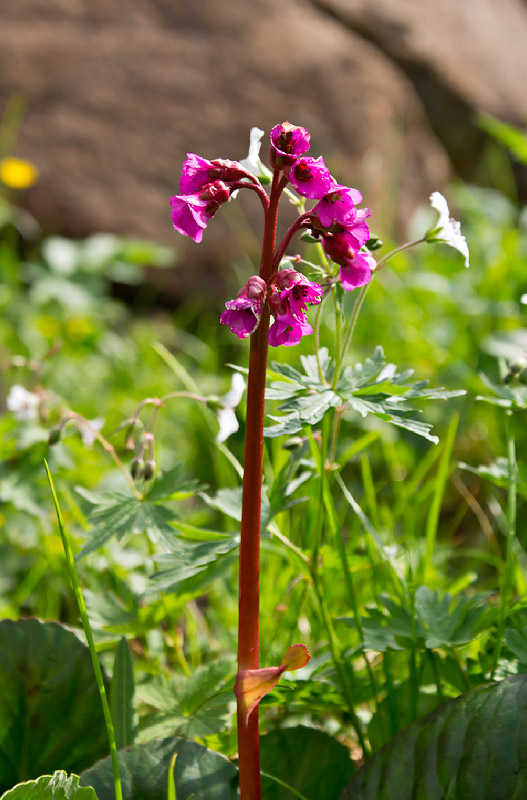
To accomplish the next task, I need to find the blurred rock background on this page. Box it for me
[1,0,526,294]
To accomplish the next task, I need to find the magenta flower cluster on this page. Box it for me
[169,121,375,346]
[219,270,323,347]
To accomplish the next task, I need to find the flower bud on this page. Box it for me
[131,458,144,479]
[365,234,383,251]
[244,275,267,300]
[206,396,221,411]
[48,427,62,446]
[143,459,156,481]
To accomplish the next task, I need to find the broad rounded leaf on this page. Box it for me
[0,772,97,800]
[260,726,354,800]
[0,619,109,792]
[342,675,527,799]
[80,738,238,800]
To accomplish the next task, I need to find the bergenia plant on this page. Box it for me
[169,122,469,798]
[169,121,378,797]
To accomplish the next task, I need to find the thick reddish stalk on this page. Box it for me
[236,170,285,799]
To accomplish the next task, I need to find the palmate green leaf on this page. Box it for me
[415,587,491,649]
[76,464,200,557]
[265,346,464,442]
[361,595,426,652]
[146,465,201,502]
[76,492,178,557]
[136,661,234,741]
[83,589,138,631]
[80,738,238,800]
[361,589,491,653]
[0,619,109,792]
[148,535,239,597]
[199,486,275,534]
[259,726,354,800]
[341,675,527,800]
[0,772,97,800]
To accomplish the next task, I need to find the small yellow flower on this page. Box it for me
[0,157,39,189]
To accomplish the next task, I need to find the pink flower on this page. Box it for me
[267,269,322,346]
[322,230,376,290]
[311,184,364,228]
[270,122,310,165]
[268,317,313,347]
[220,276,266,339]
[322,218,370,264]
[288,156,332,199]
[180,153,250,194]
[169,180,230,243]
[271,269,323,322]
[340,251,376,290]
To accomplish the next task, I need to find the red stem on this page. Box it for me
[272,212,312,269]
[236,169,285,799]
[229,180,270,213]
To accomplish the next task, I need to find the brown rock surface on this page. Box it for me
[1,0,525,282]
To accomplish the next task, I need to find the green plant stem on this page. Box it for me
[450,646,470,690]
[340,281,371,370]
[490,412,517,679]
[423,413,459,583]
[310,420,370,756]
[330,285,343,387]
[374,237,425,272]
[383,652,397,737]
[66,412,142,500]
[428,649,444,703]
[337,238,426,376]
[236,169,286,800]
[322,466,381,719]
[408,578,418,723]
[313,292,330,385]
[310,577,370,757]
[45,461,123,800]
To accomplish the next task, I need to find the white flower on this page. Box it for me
[426,192,470,268]
[239,127,272,182]
[216,373,246,443]
[520,293,527,305]
[80,417,105,448]
[6,384,41,421]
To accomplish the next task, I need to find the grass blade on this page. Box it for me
[45,460,123,800]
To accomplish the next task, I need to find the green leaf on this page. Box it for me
[0,772,97,800]
[136,661,234,740]
[76,489,179,557]
[415,587,491,649]
[110,638,135,749]
[80,738,238,800]
[148,536,239,596]
[361,594,425,652]
[199,487,272,534]
[504,629,527,664]
[259,726,354,800]
[459,457,527,497]
[477,372,527,409]
[265,346,462,443]
[341,675,527,799]
[0,619,109,791]
[146,465,200,502]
